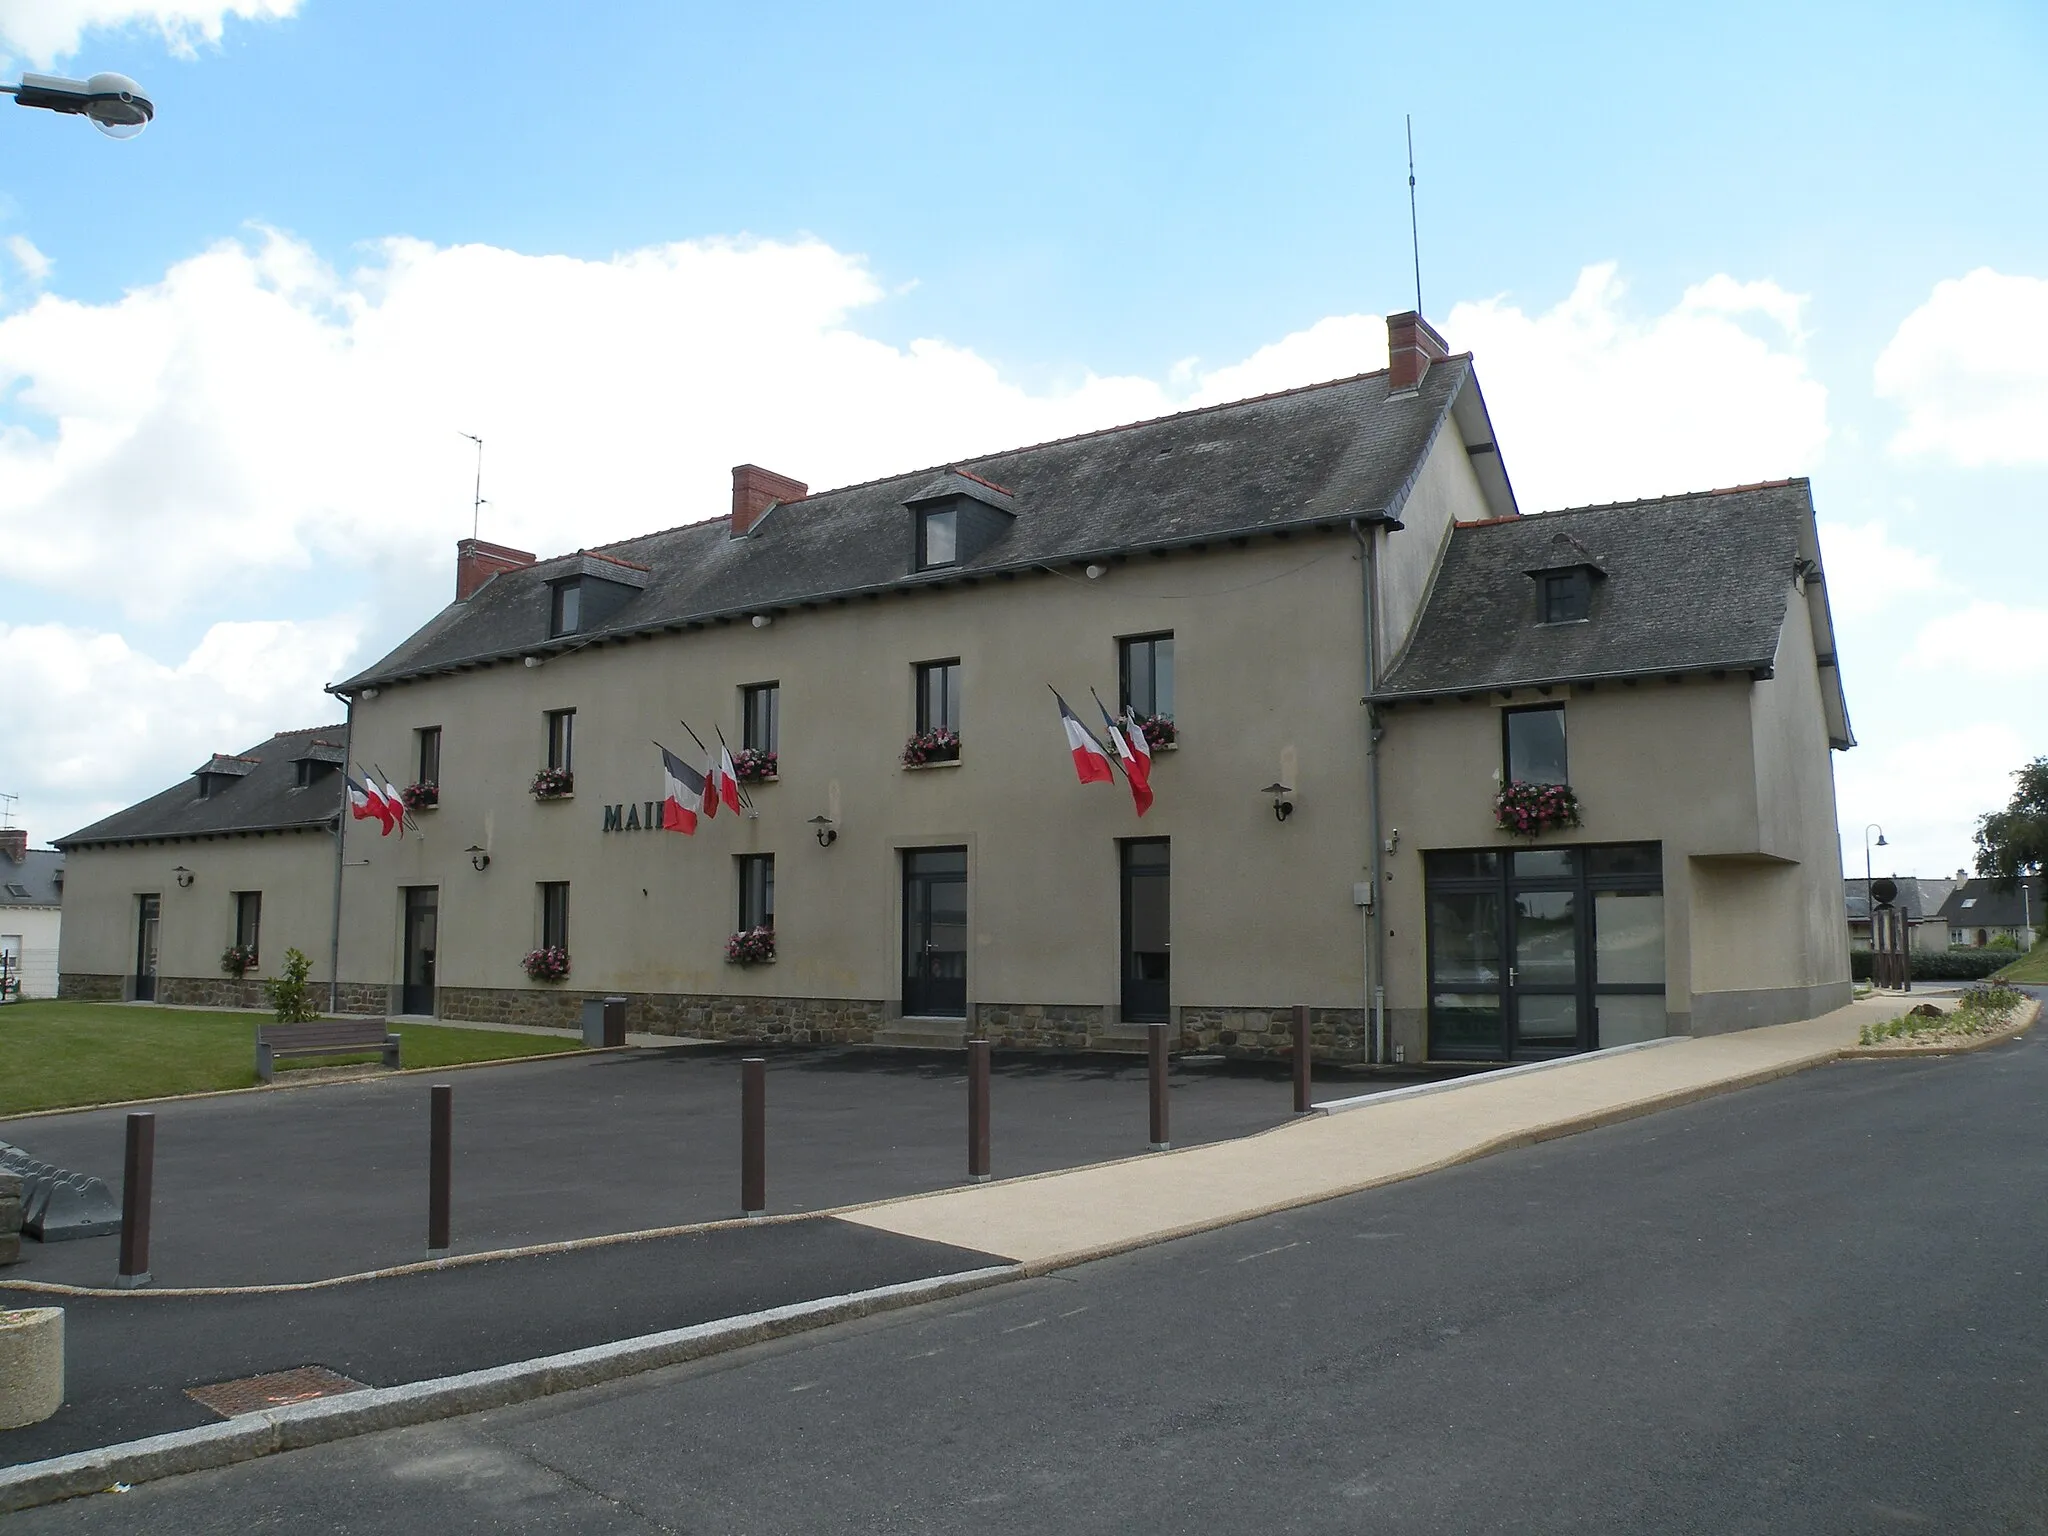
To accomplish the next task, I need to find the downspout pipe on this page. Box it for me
[327,691,353,1016]
[1352,517,1389,1064]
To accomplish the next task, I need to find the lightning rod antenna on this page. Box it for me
[459,432,486,540]
[1406,114,1422,315]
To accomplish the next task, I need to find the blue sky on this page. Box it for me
[0,0,2043,878]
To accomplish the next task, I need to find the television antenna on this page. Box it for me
[1406,114,1423,315]
[459,432,487,539]
[0,792,17,830]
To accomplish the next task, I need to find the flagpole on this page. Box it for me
[713,724,756,813]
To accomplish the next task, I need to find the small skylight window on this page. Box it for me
[1961,897,1977,908]
[5,883,28,898]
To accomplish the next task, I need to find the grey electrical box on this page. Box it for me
[1352,882,1374,909]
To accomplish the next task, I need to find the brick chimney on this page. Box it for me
[0,828,25,864]
[730,464,808,538]
[1386,311,1450,394]
[455,538,537,601]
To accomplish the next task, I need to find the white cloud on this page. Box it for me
[1183,314,1388,406]
[0,614,359,841]
[1816,520,1950,623]
[0,0,297,67]
[1834,722,2033,883]
[5,235,49,284]
[1909,600,2048,677]
[1443,262,1829,511]
[1875,268,2048,467]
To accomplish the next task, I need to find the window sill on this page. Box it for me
[532,793,575,803]
[725,956,778,966]
[406,803,440,813]
[903,759,964,772]
[736,774,778,786]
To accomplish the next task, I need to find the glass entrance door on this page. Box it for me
[134,894,160,1002]
[902,847,967,1018]
[1509,886,1584,1055]
[402,887,438,1017]
[1120,839,1170,1022]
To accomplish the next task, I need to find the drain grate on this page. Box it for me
[186,1365,369,1418]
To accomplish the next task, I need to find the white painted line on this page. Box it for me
[1313,1036,1685,1114]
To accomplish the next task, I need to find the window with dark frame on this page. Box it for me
[738,854,775,932]
[741,683,780,754]
[416,726,442,787]
[917,507,958,570]
[1503,704,1568,785]
[1119,633,1175,719]
[549,580,583,638]
[1539,569,1592,624]
[233,891,261,958]
[539,882,570,952]
[546,709,576,772]
[915,660,962,735]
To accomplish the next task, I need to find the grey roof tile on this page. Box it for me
[1936,877,2045,929]
[57,725,348,847]
[0,848,63,907]
[339,363,1469,690]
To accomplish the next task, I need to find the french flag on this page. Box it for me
[699,744,720,820]
[717,743,744,815]
[1056,691,1115,784]
[1098,700,1153,818]
[355,765,396,836]
[345,773,377,825]
[661,746,703,834]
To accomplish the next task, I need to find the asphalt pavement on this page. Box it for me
[0,1045,1370,1287]
[19,1001,2044,1532]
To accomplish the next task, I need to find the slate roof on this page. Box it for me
[1936,877,2045,929]
[1376,480,1835,706]
[1844,877,1957,924]
[56,726,348,848]
[338,362,1478,691]
[0,848,63,908]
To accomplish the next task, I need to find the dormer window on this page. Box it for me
[550,579,583,637]
[1540,568,1592,624]
[918,507,958,571]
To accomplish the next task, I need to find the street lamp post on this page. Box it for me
[2,72,154,138]
[1862,823,1888,958]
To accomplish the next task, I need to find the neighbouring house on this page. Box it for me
[56,311,1858,1063]
[54,728,348,1006]
[0,828,63,1000]
[1844,876,1956,955]
[1938,876,2043,951]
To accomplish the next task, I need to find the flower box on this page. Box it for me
[530,767,574,801]
[523,945,571,982]
[732,748,778,784]
[220,944,258,979]
[1133,713,1177,752]
[902,728,961,768]
[1494,780,1582,838]
[402,782,440,811]
[726,927,776,964]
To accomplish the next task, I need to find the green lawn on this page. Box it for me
[1994,947,2048,986]
[0,1001,584,1118]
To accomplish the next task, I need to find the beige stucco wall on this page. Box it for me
[1377,422,1491,667]
[57,830,337,993]
[339,533,1382,1019]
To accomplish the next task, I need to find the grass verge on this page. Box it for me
[1857,983,2030,1048]
[0,1001,582,1117]
[1993,947,2048,986]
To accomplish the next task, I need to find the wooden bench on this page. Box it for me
[256,1018,401,1082]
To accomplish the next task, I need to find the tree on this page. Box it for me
[263,946,321,1023]
[1974,757,2048,885]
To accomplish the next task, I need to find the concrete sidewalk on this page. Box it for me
[844,993,1990,1267]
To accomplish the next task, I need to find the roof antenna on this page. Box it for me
[459,432,487,539]
[0,791,16,831]
[1406,114,1423,315]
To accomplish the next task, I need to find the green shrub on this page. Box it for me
[1850,949,2019,982]
[263,947,320,1024]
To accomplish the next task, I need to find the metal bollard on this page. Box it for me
[1147,1022,1171,1151]
[741,1058,766,1216]
[427,1084,452,1257]
[1293,1004,1313,1115]
[968,1039,991,1183]
[116,1112,154,1289]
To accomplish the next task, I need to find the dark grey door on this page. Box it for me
[1508,886,1584,1055]
[902,848,967,1018]
[402,887,438,1016]
[1120,839,1170,1022]
[134,893,160,1002]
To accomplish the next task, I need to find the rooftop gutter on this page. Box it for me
[1369,656,1779,707]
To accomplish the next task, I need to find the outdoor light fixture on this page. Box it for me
[751,614,773,629]
[808,815,838,847]
[1259,782,1294,822]
[4,72,155,138]
[522,656,543,670]
[467,845,491,872]
[172,866,194,887]
[1085,564,1107,580]
[361,686,380,700]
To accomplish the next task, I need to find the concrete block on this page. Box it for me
[0,1307,63,1429]
[0,1233,19,1266]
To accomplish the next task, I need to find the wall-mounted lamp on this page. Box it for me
[172,865,194,888]
[808,815,838,847]
[466,845,491,872]
[360,687,380,700]
[1258,783,1294,823]
[1385,828,1400,853]
[522,655,544,670]
[751,613,773,629]
[1084,563,1107,580]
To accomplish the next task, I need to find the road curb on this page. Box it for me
[0,1262,1021,1514]
[1836,999,2039,1059]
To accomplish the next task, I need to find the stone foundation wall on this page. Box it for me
[58,973,124,1002]
[1177,1005,1368,1063]
[435,986,886,1045]
[157,976,269,1010]
[332,982,390,1016]
[976,1003,1106,1050]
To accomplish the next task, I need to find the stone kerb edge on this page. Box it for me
[0,1264,1021,1514]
